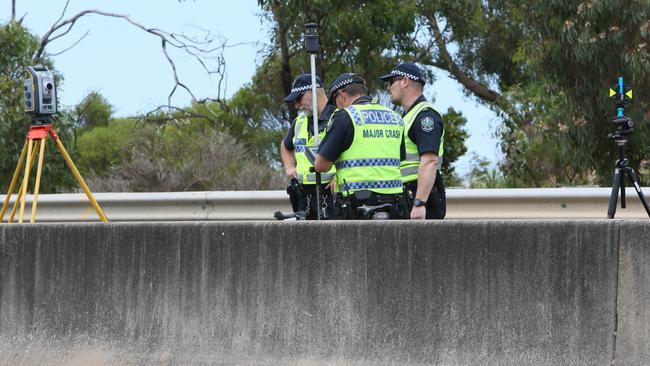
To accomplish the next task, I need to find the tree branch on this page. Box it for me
[33,8,231,109]
[49,31,90,57]
[137,105,218,125]
[426,14,500,104]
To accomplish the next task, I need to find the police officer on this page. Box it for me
[313,73,408,219]
[280,74,336,219]
[380,62,446,220]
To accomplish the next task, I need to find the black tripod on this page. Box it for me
[606,133,650,219]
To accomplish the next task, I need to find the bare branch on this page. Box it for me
[54,0,72,27]
[33,9,233,109]
[49,31,90,57]
[137,104,221,127]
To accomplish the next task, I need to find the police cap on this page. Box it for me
[284,74,323,103]
[327,73,366,103]
[379,62,426,85]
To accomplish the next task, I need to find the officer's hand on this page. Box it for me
[410,206,426,220]
[325,176,337,192]
[285,167,297,179]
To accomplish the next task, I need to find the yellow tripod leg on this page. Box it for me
[53,138,108,222]
[18,139,35,224]
[0,139,28,222]
[9,143,39,223]
[31,139,47,223]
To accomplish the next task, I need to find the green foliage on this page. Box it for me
[499,0,650,185]
[85,120,284,192]
[74,91,114,128]
[258,0,419,90]
[466,153,511,188]
[440,107,469,186]
[76,118,137,175]
[171,90,284,164]
[496,82,599,186]
[418,0,528,90]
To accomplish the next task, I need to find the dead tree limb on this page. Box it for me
[32,2,236,109]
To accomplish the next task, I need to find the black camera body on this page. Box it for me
[24,66,57,116]
[612,116,634,135]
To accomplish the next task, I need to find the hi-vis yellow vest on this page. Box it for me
[293,114,335,184]
[334,104,404,196]
[401,102,445,183]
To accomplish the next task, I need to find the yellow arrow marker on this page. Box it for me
[626,90,633,99]
[609,88,616,97]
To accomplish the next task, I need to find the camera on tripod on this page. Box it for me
[23,66,57,117]
[611,116,634,136]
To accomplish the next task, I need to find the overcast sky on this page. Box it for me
[2,0,502,177]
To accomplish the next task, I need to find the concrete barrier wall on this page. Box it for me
[0,221,646,365]
[615,222,650,366]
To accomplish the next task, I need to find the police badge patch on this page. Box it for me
[421,116,435,132]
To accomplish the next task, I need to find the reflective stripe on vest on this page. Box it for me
[343,179,403,191]
[401,101,444,183]
[334,104,404,196]
[297,172,335,184]
[399,157,443,177]
[336,158,400,169]
[292,114,335,185]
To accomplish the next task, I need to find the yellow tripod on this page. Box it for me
[0,124,108,223]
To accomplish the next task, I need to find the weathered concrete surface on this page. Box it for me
[0,221,632,365]
[615,221,650,366]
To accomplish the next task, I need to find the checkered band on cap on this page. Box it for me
[331,79,355,93]
[391,70,419,81]
[290,84,321,94]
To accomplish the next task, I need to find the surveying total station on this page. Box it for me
[0,66,108,223]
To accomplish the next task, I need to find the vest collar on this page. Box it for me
[402,95,427,117]
[352,96,372,105]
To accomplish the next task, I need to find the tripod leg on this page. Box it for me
[53,138,108,222]
[18,139,35,224]
[9,143,40,223]
[620,170,626,209]
[625,168,650,219]
[1,139,29,222]
[607,168,621,219]
[30,139,47,223]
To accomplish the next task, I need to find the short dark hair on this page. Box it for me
[342,83,369,97]
[410,78,424,92]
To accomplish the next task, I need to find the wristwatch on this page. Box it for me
[413,199,426,207]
